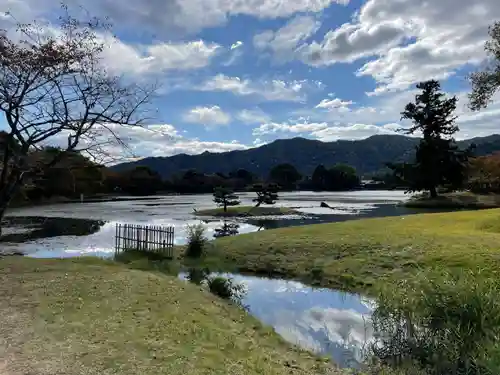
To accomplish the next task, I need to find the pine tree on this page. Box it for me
[390,80,471,197]
[252,183,279,207]
[213,187,240,212]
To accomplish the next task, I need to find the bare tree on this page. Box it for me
[469,22,500,111]
[0,9,154,232]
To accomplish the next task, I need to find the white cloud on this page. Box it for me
[253,137,268,147]
[289,87,500,141]
[301,20,408,65]
[253,121,328,136]
[46,123,247,163]
[311,123,401,141]
[252,119,402,141]
[316,98,354,112]
[293,88,417,127]
[328,89,500,139]
[196,74,311,102]
[300,0,500,93]
[230,41,243,50]
[254,15,320,62]
[183,106,231,127]
[101,37,220,76]
[236,109,271,124]
[126,124,248,157]
[9,0,349,35]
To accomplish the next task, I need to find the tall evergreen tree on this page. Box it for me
[390,80,471,197]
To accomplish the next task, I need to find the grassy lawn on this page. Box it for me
[404,191,500,209]
[0,257,340,375]
[194,209,500,292]
[194,206,297,217]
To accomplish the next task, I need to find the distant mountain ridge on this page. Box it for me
[112,134,500,178]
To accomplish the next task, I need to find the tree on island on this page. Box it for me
[389,80,471,198]
[0,9,154,233]
[213,187,240,212]
[268,163,302,190]
[252,183,279,207]
[469,22,500,111]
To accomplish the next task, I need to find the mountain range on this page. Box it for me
[112,134,500,178]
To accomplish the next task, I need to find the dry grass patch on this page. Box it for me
[0,257,341,375]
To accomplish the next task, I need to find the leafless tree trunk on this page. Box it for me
[0,7,155,235]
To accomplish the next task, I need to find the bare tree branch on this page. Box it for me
[0,7,156,227]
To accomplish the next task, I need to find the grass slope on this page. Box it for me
[204,209,500,292]
[195,206,297,217]
[0,257,339,375]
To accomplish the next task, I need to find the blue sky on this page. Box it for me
[1,0,500,161]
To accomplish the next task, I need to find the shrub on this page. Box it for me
[186,267,210,285]
[206,276,245,303]
[369,270,500,374]
[185,224,207,258]
[310,266,324,282]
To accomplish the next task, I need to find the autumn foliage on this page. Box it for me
[468,153,500,193]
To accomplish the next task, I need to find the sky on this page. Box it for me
[1,0,500,161]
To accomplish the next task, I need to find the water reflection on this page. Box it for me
[180,271,373,368]
[213,220,240,238]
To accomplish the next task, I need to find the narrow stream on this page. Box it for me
[179,272,374,368]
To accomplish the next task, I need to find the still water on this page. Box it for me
[179,272,374,368]
[1,190,439,257]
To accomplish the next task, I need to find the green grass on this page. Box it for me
[0,257,340,375]
[404,191,500,209]
[369,270,500,374]
[194,209,500,292]
[194,206,297,217]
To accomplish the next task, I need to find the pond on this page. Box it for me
[179,272,374,368]
[1,190,447,257]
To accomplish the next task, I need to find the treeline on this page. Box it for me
[10,147,364,201]
[110,162,362,195]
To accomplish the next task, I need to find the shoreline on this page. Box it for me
[403,191,500,209]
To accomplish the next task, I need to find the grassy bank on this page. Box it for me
[404,191,500,209]
[194,206,297,217]
[189,209,500,292]
[0,257,339,375]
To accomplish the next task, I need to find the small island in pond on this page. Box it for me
[194,206,298,217]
